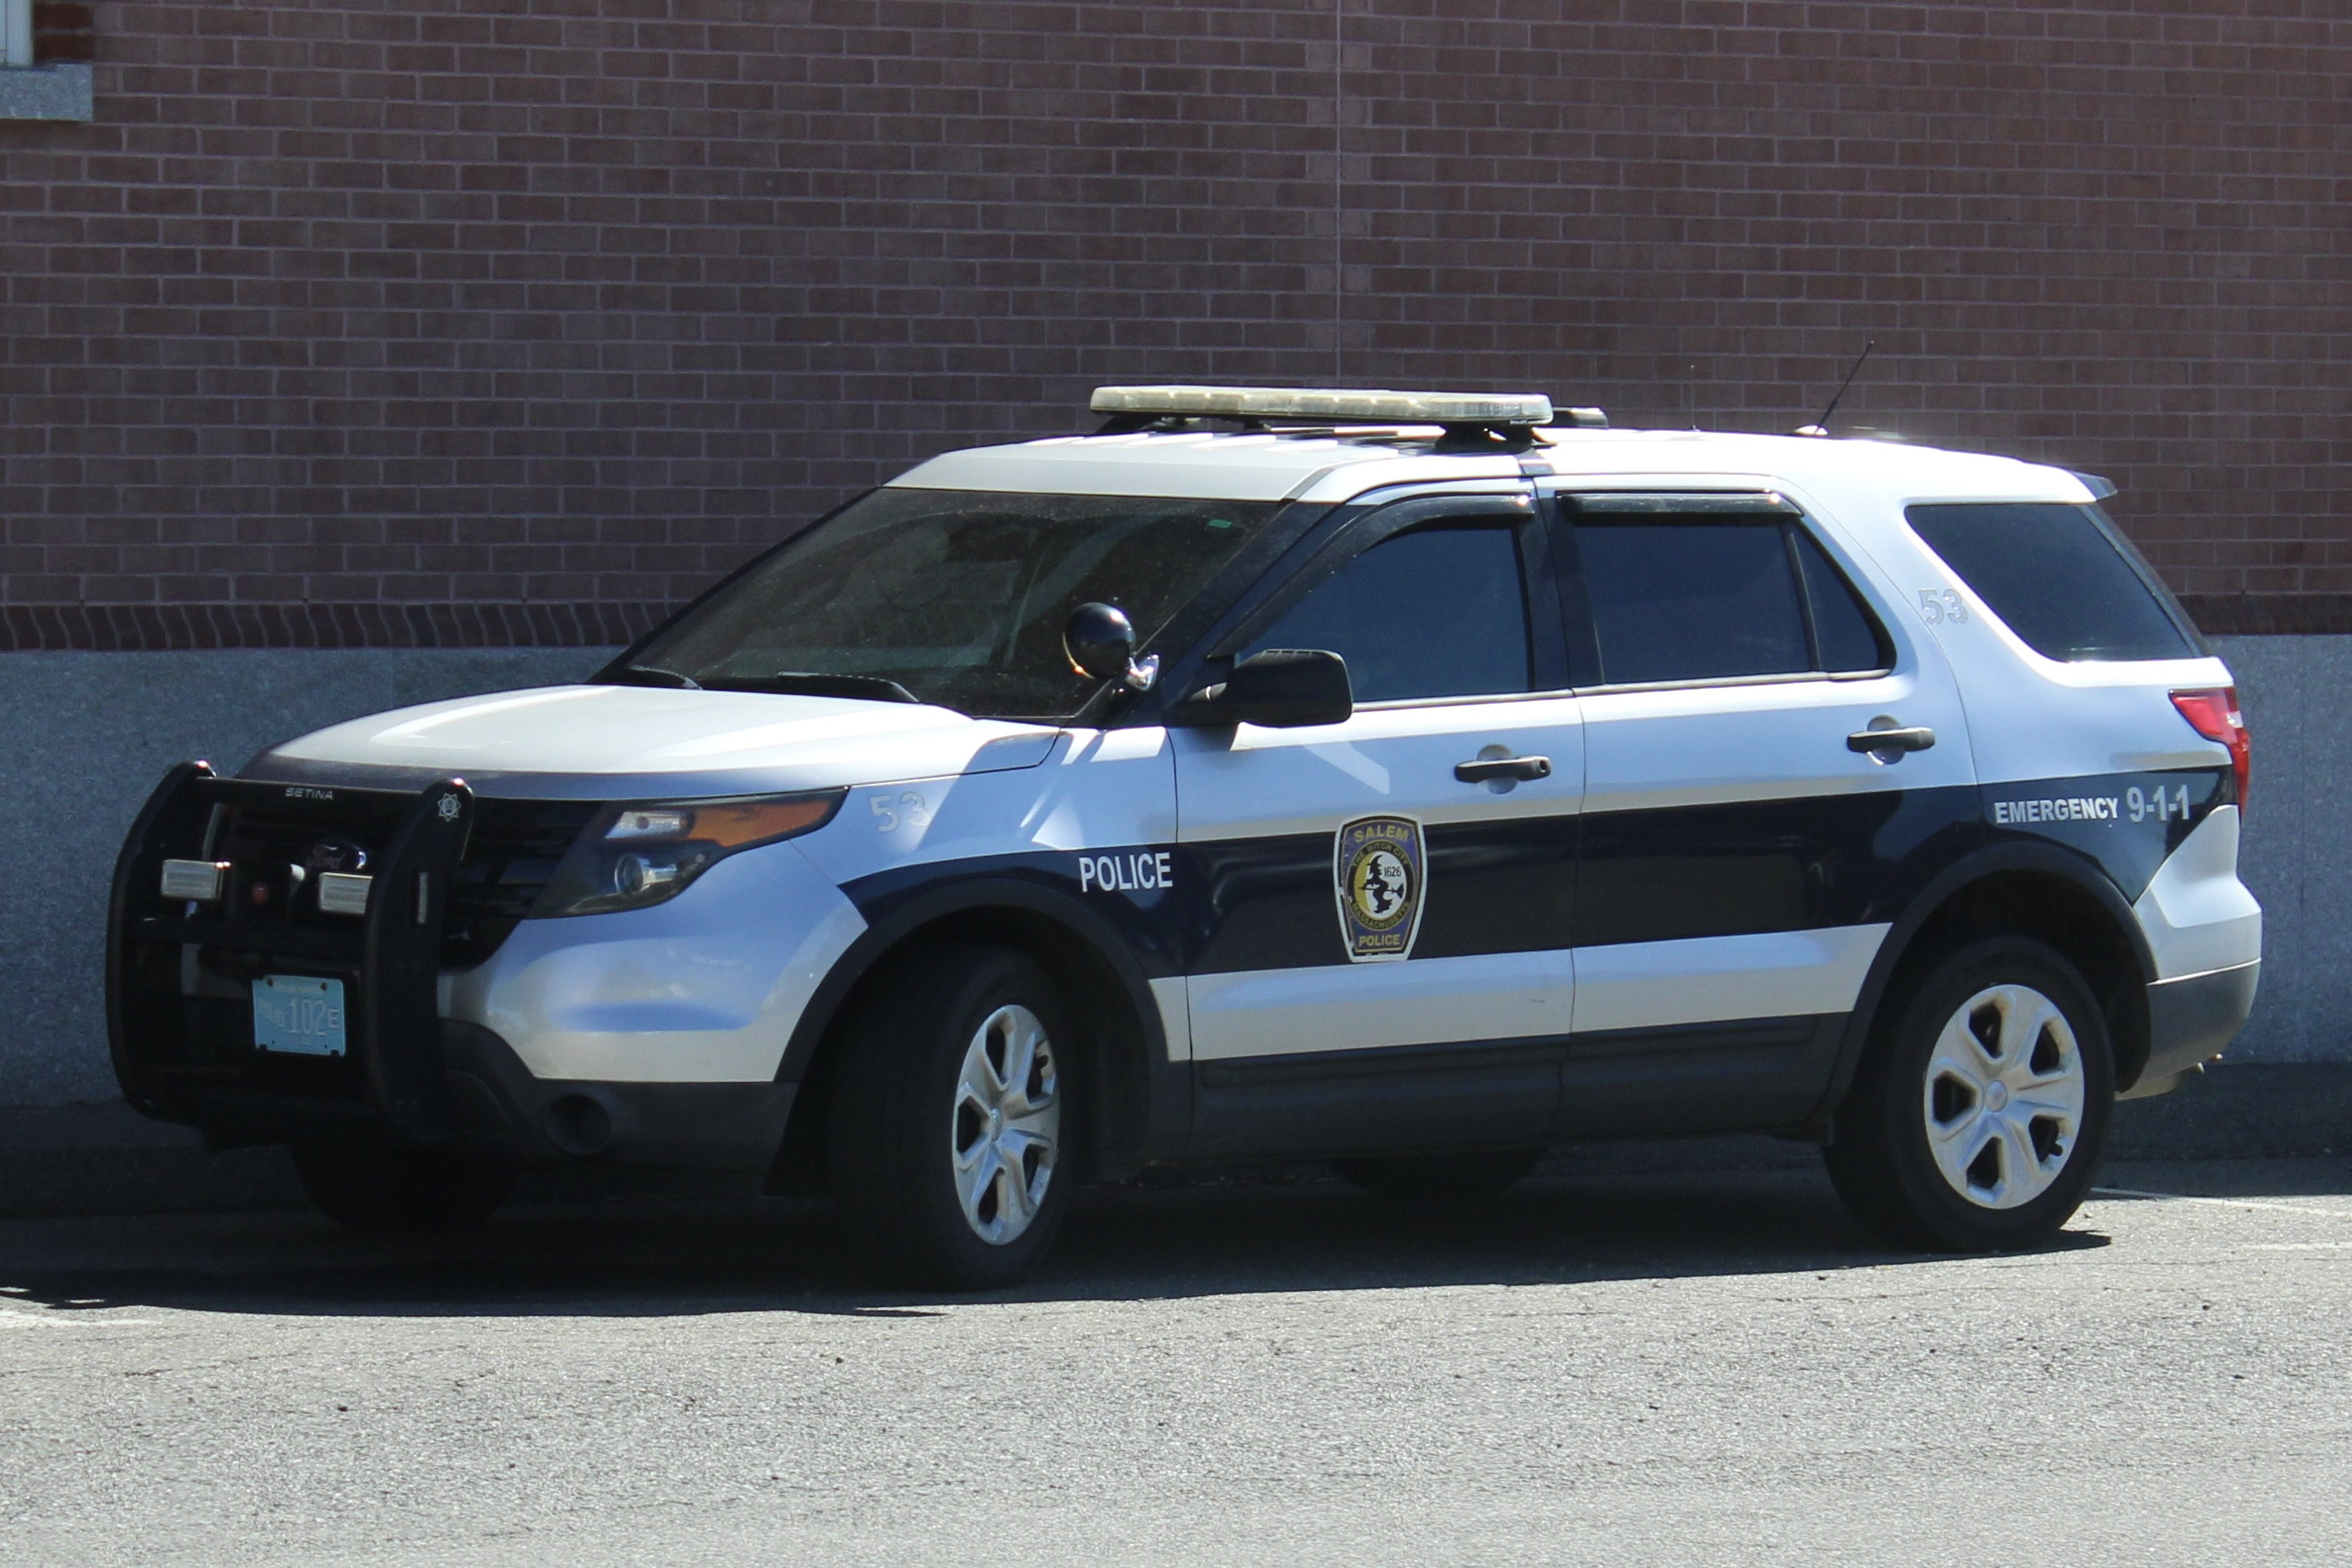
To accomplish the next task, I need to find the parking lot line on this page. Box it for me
[2091,1186,2352,1221]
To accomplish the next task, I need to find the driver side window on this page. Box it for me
[1241,524,1531,704]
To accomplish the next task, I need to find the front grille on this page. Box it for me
[216,793,598,968]
[445,799,600,967]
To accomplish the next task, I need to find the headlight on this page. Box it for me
[532,790,846,919]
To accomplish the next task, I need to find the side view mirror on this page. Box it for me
[1062,602,1160,692]
[1173,649,1353,729]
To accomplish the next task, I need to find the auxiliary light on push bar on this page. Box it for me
[159,858,229,902]
[160,857,375,915]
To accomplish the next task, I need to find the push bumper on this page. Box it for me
[109,763,478,1144]
[107,762,793,1176]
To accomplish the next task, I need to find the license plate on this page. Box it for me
[251,975,348,1057]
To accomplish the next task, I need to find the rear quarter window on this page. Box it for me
[1904,502,2203,662]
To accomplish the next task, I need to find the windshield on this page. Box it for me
[622,488,1284,719]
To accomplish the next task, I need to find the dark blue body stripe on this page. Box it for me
[841,852,1190,981]
[838,766,2231,981]
[1980,767,2231,901]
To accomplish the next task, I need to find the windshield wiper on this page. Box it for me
[599,664,700,689]
[699,672,925,704]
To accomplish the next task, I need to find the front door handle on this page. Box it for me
[1847,725,1936,755]
[1455,754,1552,784]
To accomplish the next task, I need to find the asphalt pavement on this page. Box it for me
[3,1153,2349,1566]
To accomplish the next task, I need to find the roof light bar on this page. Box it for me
[1090,385,1555,426]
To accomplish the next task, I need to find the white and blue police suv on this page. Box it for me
[109,386,2260,1286]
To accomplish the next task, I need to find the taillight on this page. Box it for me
[2171,687,2250,807]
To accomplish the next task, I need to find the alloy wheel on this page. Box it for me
[1921,982,2087,1209]
[950,1003,1061,1245]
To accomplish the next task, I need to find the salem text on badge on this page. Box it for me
[1334,815,1426,962]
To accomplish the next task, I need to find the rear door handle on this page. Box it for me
[1455,754,1552,783]
[1848,725,1936,755]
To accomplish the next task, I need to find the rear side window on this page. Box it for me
[1242,524,1530,703]
[1906,503,2199,662]
[1571,515,1891,686]
[1793,531,1889,673]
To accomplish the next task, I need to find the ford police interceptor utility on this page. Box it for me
[107,386,2261,1287]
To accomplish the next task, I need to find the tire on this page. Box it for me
[290,1141,514,1233]
[1825,937,2115,1251]
[828,945,1075,1290]
[1330,1147,1543,1204]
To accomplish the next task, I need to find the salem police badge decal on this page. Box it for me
[1334,815,1426,962]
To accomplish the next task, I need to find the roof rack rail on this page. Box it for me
[1087,384,1600,450]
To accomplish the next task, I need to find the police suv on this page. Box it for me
[108,386,2260,1287]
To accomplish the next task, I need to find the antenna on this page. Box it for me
[1797,340,1874,437]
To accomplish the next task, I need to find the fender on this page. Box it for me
[1805,839,2158,1133]
[775,874,1187,1171]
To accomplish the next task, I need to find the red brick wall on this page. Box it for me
[4,0,2349,647]
[33,3,96,62]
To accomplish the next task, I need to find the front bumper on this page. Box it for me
[440,1021,796,1171]
[175,1018,797,1174]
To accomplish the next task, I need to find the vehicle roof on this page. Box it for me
[888,427,2099,509]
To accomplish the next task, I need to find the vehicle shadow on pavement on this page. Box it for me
[0,1159,2109,1319]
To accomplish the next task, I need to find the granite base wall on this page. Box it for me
[0,636,2341,1111]
[0,648,612,1105]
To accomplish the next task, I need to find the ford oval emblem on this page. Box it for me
[303,839,369,876]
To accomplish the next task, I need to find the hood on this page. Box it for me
[239,685,1064,800]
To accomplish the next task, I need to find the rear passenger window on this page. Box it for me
[1793,529,1892,673]
[1571,515,1890,686]
[1243,525,1530,703]
[1905,503,2199,662]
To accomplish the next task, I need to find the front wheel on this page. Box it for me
[1826,937,2115,1251]
[828,945,1074,1290]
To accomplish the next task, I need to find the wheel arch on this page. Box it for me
[1812,843,2159,1131]
[768,878,1182,1190]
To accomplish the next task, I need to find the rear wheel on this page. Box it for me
[1330,1147,1543,1204]
[829,945,1074,1290]
[290,1141,514,1233]
[1826,937,2114,1251]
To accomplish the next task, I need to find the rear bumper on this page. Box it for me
[2139,959,2261,1088]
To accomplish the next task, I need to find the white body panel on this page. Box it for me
[1571,925,1891,1035]
[1576,667,1970,814]
[251,685,1060,801]
[446,839,865,1083]
[791,727,1174,889]
[2133,806,2264,980]
[892,430,1517,502]
[1752,462,2236,790]
[458,727,1186,1079]
[1187,952,1567,1061]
